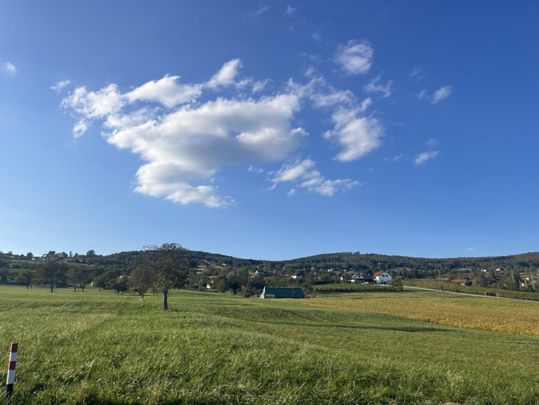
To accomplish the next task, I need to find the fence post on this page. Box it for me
[5,342,17,399]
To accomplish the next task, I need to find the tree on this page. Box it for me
[129,260,154,300]
[151,243,189,310]
[226,272,242,295]
[112,275,129,295]
[93,274,106,291]
[16,270,34,289]
[38,260,67,292]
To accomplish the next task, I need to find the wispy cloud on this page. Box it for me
[285,5,296,17]
[409,66,424,81]
[2,62,17,75]
[254,3,269,16]
[432,85,452,104]
[50,80,71,92]
[334,40,374,75]
[271,159,359,196]
[418,85,452,104]
[415,150,439,165]
[365,74,393,98]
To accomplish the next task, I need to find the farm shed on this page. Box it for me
[260,287,305,299]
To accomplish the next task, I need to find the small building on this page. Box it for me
[373,271,392,285]
[260,287,305,299]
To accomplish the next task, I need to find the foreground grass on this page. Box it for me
[0,287,538,404]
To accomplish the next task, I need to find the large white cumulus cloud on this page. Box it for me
[61,58,381,207]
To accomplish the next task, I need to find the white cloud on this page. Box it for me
[324,108,383,161]
[272,159,359,196]
[61,84,124,136]
[409,66,424,81]
[415,150,439,165]
[285,5,296,16]
[61,61,304,207]
[418,85,452,104]
[254,4,269,16]
[359,97,372,112]
[50,80,71,92]
[2,62,17,74]
[432,85,452,104]
[207,59,245,88]
[335,40,373,75]
[60,59,384,206]
[365,74,393,98]
[126,75,202,108]
[252,80,268,93]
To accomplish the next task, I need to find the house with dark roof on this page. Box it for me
[260,286,305,299]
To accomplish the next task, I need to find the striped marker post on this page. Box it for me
[6,343,17,399]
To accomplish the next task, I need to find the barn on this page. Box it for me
[260,287,305,299]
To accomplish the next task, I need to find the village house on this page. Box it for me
[373,271,392,284]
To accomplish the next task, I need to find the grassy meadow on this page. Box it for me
[1,286,538,404]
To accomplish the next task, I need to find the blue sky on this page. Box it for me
[1,1,539,259]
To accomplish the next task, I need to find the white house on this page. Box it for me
[373,271,392,284]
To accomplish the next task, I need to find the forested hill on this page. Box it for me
[82,249,539,278]
[2,248,539,283]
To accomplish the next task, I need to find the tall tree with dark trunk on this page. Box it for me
[151,243,188,310]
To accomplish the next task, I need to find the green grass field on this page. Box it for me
[1,286,538,404]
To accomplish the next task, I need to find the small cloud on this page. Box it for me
[409,66,424,81]
[207,59,244,88]
[254,3,269,16]
[417,85,452,104]
[324,107,383,162]
[252,79,268,93]
[285,5,296,17]
[50,79,71,92]
[425,138,439,147]
[2,62,17,74]
[287,188,297,197]
[415,150,439,165]
[432,85,452,104]
[417,89,429,101]
[334,40,374,75]
[248,165,265,174]
[271,159,359,196]
[311,31,322,42]
[365,74,393,98]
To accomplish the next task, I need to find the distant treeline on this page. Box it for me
[0,247,538,294]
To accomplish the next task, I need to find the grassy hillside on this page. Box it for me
[1,286,538,404]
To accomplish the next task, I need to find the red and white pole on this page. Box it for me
[5,343,17,399]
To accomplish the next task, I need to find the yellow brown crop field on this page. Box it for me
[291,291,539,336]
